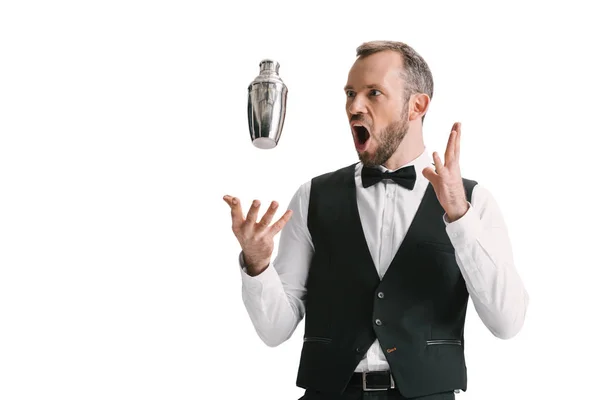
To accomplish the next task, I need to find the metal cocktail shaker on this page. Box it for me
[247,59,288,149]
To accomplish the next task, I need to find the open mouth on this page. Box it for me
[352,124,371,151]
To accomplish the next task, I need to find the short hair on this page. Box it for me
[356,41,434,121]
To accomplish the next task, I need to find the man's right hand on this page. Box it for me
[223,195,293,276]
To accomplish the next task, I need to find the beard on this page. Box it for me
[358,106,410,168]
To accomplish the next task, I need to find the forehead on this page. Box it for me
[345,50,405,90]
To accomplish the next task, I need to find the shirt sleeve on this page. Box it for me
[238,181,314,347]
[443,184,530,339]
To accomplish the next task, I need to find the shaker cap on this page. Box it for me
[259,59,280,74]
[248,58,286,87]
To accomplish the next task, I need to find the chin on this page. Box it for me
[358,151,377,167]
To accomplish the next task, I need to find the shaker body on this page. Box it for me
[247,60,288,149]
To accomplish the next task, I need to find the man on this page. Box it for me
[223,41,529,400]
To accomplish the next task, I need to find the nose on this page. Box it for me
[347,95,367,115]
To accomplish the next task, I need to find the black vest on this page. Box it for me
[295,163,478,398]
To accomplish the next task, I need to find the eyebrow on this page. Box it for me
[344,84,381,91]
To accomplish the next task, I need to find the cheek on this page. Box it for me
[370,127,381,143]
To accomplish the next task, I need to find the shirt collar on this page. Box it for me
[372,148,432,176]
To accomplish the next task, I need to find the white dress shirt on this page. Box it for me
[238,148,529,372]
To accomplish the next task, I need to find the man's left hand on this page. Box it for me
[422,122,469,223]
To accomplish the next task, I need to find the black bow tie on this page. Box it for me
[361,165,417,190]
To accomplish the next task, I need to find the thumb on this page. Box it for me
[422,166,438,183]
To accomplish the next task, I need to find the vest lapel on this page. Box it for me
[383,183,445,274]
[342,164,381,283]
[345,164,444,280]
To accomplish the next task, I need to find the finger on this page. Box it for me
[245,199,261,224]
[455,122,461,160]
[432,151,444,172]
[444,126,457,164]
[257,201,279,230]
[269,209,293,236]
[224,196,244,230]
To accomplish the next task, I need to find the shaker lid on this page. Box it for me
[249,58,286,88]
[259,59,280,74]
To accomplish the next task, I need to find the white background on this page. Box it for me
[1,1,598,399]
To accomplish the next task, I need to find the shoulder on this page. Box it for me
[464,180,505,218]
[311,163,358,186]
[294,163,357,209]
[463,177,491,201]
[462,177,478,189]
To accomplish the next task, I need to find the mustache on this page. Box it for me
[350,114,372,126]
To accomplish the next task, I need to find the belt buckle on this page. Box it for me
[362,372,395,391]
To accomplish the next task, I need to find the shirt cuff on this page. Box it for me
[238,251,279,295]
[443,202,482,249]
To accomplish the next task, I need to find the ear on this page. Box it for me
[409,93,430,122]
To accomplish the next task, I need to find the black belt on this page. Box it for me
[347,371,396,391]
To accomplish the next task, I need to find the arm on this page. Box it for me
[444,184,529,339]
[238,182,314,347]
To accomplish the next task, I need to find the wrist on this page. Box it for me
[243,253,270,275]
[446,200,469,222]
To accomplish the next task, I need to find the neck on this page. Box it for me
[382,130,425,170]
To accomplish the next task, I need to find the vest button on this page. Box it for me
[375,319,382,326]
[377,292,384,299]
[355,347,361,353]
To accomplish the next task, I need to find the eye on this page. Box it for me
[346,90,356,98]
[370,89,382,96]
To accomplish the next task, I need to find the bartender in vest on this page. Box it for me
[223,40,529,400]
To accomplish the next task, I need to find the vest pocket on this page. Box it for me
[418,241,456,254]
[303,336,332,344]
[426,339,462,346]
